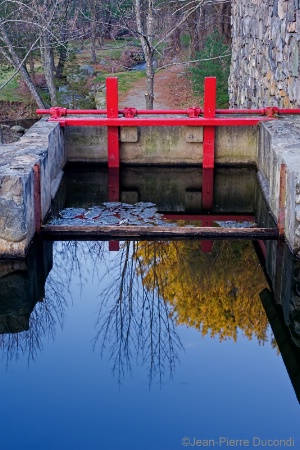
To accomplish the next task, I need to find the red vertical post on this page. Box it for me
[106,77,120,168]
[278,163,286,238]
[203,77,216,169]
[108,168,120,251]
[33,163,42,232]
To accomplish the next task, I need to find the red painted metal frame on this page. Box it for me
[203,78,216,169]
[278,163,287,238]
[106,77,119,168]
[33,163,42,232]
[42,116,273,127]
[162,214,254,221]
[36,106,300,117]
[35,77,300,174]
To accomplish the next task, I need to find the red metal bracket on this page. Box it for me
[123,107,137,118]
[49,107,67,118]
[187,107,201,118]
[264,106,279,117]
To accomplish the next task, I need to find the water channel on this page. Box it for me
[0,166,299,449]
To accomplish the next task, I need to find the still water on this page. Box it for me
[0,239,299,450]
[0,166,299,449]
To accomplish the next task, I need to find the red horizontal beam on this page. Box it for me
[36,107,300,117]
[162,214,255,221]
[48,117,273,127]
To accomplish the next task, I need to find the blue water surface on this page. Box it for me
[0,241,299,450]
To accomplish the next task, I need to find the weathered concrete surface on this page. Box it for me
[64,125,107,162]
[0,119,65,258]
[65,124,257,164]
[215,126,257,165]
[258,116,300,250]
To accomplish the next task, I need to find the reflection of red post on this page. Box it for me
[202,168,214,210]
[201,167,214,252]
[108,168,120,251]
[203,77,216,169]
[106,77,120,168]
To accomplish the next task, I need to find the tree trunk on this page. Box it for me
[40,31,58,106]
[0,25,45,108]
[90,13,97,63]
[55,42,68,80]
[145,50,155,109]
[135,0,155,109]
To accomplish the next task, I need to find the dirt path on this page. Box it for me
[119,66,199,110]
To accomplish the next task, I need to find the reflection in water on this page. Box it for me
[93,241,183,385]
[51,239,272,386]
[0,241,68,365]
[135,240,270,343]
[0,238,273,385]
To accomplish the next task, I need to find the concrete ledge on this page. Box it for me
[65,124,257,165]
[259,117,300,250]
[0,119,65,258]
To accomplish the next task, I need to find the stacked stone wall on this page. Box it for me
[229,0,300,108]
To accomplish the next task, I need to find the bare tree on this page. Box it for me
[0,0,77,106]
[112,0,231,108]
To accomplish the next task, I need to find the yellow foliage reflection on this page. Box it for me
[135,240,269,343]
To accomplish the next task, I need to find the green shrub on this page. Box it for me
[189,31,231,108]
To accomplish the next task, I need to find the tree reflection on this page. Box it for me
[0,242,71,366]
[93,241,184,386]
[0,238,272,380]
[136,240,270,344]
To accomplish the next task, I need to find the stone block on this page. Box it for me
[185,127,203,143]
[120,127,139,143]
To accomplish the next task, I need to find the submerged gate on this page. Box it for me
[36,76,300,248]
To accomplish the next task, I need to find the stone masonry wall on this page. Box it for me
[229,0,300,108]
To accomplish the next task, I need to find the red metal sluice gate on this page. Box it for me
[36,76,297,250]
[36,76,291,170]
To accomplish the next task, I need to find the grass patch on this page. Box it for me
[0,69,23,102]
[69,38,141,64]
[93,70,145,92]
[180,34,190,49]
[188,31,231,108]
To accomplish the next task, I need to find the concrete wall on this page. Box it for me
[258,116,300,250]
[1,115,300,256]
[52,166,257,215]
[230,0,300,109]
[65,124,258,165]
[0,119,65,258]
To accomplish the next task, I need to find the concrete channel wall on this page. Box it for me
[258,116,300,251]
[0,119,65,258]
[65,124,257,165]
[0,117,299,257]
